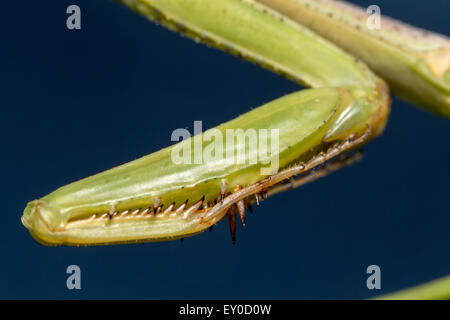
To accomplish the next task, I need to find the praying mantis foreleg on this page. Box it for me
[21,0,448,249]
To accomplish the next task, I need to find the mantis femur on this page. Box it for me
[22,0,449,246]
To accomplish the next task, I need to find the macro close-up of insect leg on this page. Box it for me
[2,0,449,300]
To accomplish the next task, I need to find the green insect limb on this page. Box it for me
[374,275,450,300]
[256,0,450,118]
[222,150,364,239]
[22,0,390,246]
[259,151,364,201]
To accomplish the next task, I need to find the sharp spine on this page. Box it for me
[237,200,246,227]
[227,206,236,244]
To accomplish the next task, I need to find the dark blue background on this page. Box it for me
[1,0,449,299]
